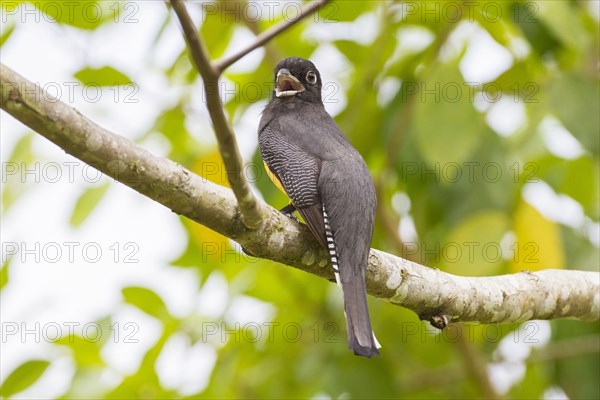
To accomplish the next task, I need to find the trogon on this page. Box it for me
[258,57,380,358]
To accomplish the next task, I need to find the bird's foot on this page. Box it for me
[279,204,299,222]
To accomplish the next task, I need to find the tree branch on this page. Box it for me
[2,64,599,324]
[213,0,332,74]
[170,0,265,228]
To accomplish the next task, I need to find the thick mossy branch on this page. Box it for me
[1,64,598,324]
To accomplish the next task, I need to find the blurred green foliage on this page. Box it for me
[1,0,599,399]
[1,360,50,398]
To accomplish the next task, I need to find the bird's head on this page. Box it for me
[272,57,322,103]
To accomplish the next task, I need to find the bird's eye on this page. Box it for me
[306,71,317,85]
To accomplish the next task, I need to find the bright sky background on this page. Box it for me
[1,2,596,398]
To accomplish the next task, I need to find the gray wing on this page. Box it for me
[259,127,327,249]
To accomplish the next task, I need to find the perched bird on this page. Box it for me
[258,57,380,358]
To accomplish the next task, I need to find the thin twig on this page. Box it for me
[170,0,265,228]
[2,64,599,324]
[213,0,332,74]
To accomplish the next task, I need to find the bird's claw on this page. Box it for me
[279,204,299,222]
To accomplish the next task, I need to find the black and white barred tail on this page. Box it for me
[322,205,341,287]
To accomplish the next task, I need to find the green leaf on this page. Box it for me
[70,182,109,228]
[0,23,15,47]
[411,62,486,165]
[535,155,600,219]
[74,66,133,87]
[511,2,561,57]
[317,0,372,22]
[2,133,35,213]
[122,286,170,319]
[0,360,50,398]
[54,335,104,367]
[33,0,117,30]
[493,60,545,97]
[0,258,10,290]
[536,1,590,52]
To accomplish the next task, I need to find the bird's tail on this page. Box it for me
[341,273,381,358]
[322,206,380,358]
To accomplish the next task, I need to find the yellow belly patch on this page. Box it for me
[264,161,286,195]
